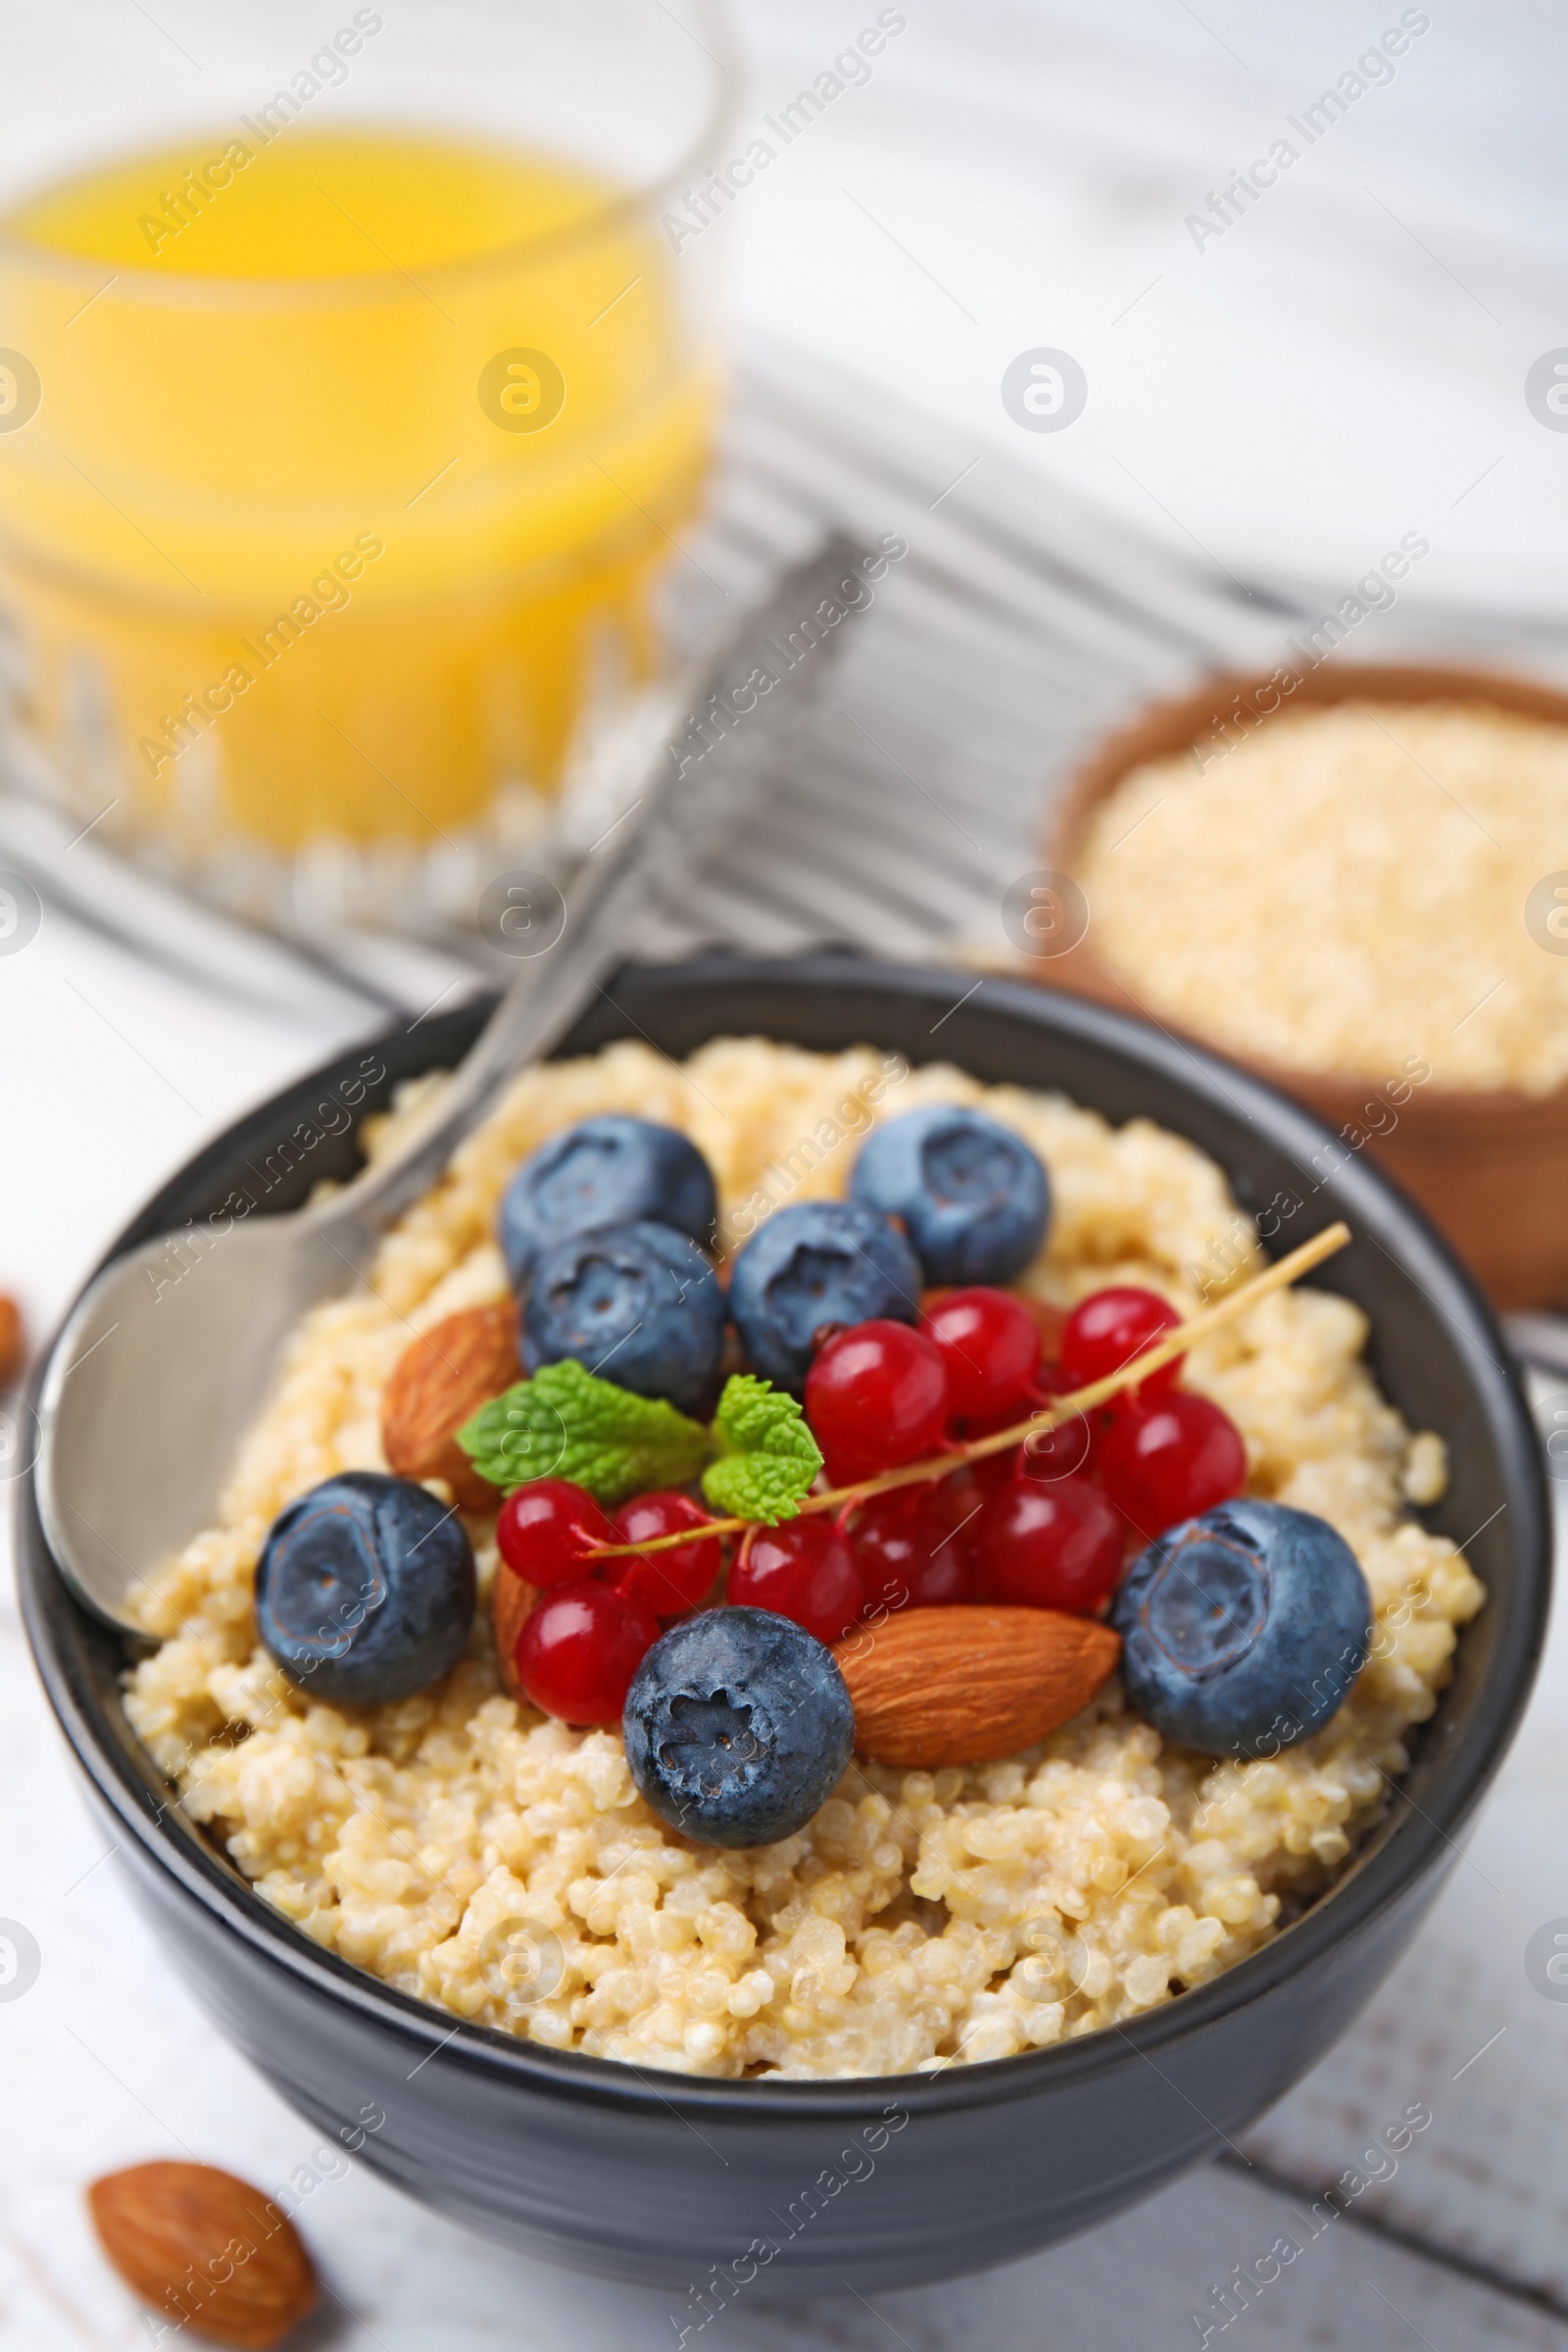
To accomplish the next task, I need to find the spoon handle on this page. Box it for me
[311,536,869,1255]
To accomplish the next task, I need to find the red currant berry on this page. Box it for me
[852,1488,975,1614]
[918,1459,1004,1533]
[805,1319,951,1484]
[972,1475,1124,1615]
[957,1373,1091,1496]
[496,1479,612,1587]
[514,1577,660,1724]
[952,1402,1026,1494]
[1099,1392,1246,1539]
[609,1491,723,1616]
[1060,1287,1183,1398]
[930,1466,988,1532]
[729,1517,866,1643]
[1014,1365,1102,1485]
[919,1287,1041,1420]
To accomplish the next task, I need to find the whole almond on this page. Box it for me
[381,1298,519,1509]
[832,1604,1120,1767]
[0,1293,23,1389]
[88,2161,318,2348]
[493,1563,538,1700]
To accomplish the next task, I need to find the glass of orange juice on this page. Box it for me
[0,1,729,922]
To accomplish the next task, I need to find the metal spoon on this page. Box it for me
[35,539,865,1630]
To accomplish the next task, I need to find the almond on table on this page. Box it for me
[87,2161,318,2349]
[0,1292,24,1389]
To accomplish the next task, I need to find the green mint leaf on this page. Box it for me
[701,1373,823,1525]
[457,1358,711,1506]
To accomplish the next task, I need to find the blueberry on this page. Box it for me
[500,1115,717,1288]
[522,1218,724,1418]
[727,1200,921,1393]
[255,1471,475,1708]
[850,1104,1050,1285]
[1111,1498,1373,1761]
[623,1606,855,1847]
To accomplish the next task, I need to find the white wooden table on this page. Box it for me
[5,3,1568,2343]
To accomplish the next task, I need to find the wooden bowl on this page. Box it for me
[1039,661,1568,1310]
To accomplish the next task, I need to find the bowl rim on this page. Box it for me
[1045,657,1568,1123]
[16,950,1552,2122]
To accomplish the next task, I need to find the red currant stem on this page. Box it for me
[584,1223,1349,1557]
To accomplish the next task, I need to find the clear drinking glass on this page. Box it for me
[0,0,729,921]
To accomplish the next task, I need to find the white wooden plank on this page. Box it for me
[1238,1423,1568,2309]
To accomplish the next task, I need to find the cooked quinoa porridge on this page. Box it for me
[124,1038,1483,2079]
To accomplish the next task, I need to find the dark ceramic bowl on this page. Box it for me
[17,954,1549,2300]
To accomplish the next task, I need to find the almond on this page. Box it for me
[88,2161,318,2348]
[832,1604,1120,1767]
[0,1293,23,1389]
[493,1563,538,1700]
[381,1299,519,1509]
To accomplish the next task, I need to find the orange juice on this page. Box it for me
[0,125,715,856]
